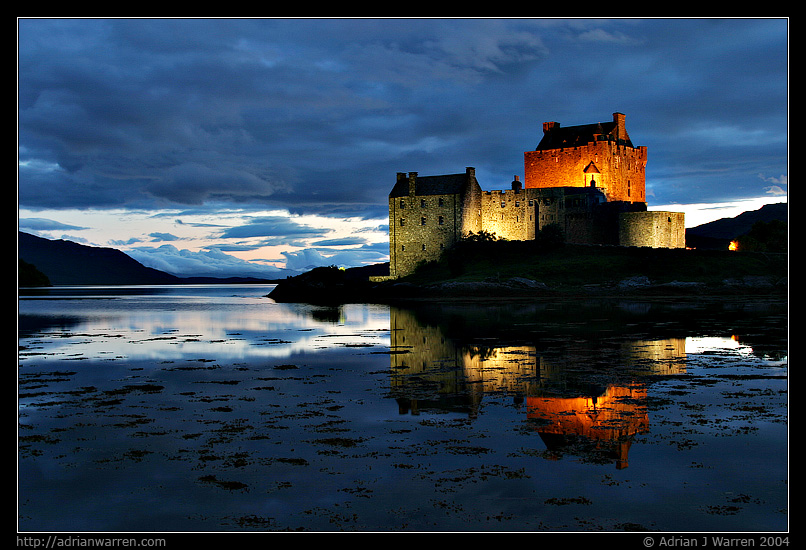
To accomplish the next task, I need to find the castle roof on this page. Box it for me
[389,172,474,198]
[536,114,634,150]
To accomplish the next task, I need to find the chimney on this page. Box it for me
[511,175,522,192]
[543,121,559,134]
[613,112,626,139]
[408,172,417,196]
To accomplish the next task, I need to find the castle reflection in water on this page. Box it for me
[387,306,688,469]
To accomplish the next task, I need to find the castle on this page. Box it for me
[385,112,685,278]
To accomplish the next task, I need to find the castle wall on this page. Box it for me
[524,140,647,203]
[618,211,686,249]
[479,188,537,241]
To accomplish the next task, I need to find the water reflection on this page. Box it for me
[18,285,391,361]
[18,287,787,532]
[386,299,782,470]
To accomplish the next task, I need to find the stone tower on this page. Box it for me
[387,167,482,278]
[523,112,647,204]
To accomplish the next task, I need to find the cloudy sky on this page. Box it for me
[18,18,788,278]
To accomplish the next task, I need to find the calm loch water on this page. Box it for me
[18,285,788,532]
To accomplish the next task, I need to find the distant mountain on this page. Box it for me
[685,202,787,250]
[19,232,182,286]
[18,232,277,286]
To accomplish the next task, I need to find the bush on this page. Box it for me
[736,220,787,252]
[535,223,565,250]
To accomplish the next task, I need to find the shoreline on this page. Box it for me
[268,271,788,305]
[268,243,788,306]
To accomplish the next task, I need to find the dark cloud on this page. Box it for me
[217,215,325,240]
[19,18,787,221]
[18,217,87,232]
[148,232,179,242]
[311,237,369,247]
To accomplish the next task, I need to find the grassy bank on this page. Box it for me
[269,240,787,304]
[400,240,787,292]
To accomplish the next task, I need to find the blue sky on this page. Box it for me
[18,18,788,278]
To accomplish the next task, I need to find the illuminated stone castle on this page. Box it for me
[387,112,685,278]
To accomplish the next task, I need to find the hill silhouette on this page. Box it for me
[685,202,787,249]
[17,232,276,286]
[18,232,182,286]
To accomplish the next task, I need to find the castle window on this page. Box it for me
[421,199,426,208]
[421,217,426,225]
[438,197,444,207]
[501,201,506,208]
[438,216,444,225]
[422,244,426,251]
[400,199,406,209]
[515,201,519,207]
[401,245,405,251]
[400,218,406,226]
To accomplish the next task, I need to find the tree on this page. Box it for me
[462,230,500,243]
[736,220,787,252]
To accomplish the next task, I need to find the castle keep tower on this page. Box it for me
[524,112,647,203]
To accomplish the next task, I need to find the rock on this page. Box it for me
[722,275,777,288]
[617,276,651,289]
[506,277,548,289]
[656,281,706,289]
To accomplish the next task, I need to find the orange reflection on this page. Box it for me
[527,383,649,469]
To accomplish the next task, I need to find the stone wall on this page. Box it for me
[479,187,537,241]
[524,140,647,204]
[618,211,686,249]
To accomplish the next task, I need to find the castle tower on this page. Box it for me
[523,112,647,204]
[387,167,482,278]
